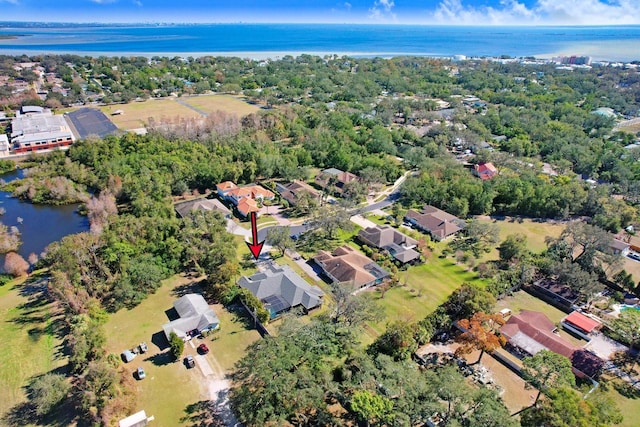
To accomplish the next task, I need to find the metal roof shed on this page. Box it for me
[119,410,150,427]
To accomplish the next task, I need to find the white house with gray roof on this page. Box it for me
[162,293,219,340]
[238,264,324,319]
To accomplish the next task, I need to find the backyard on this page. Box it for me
[366,252,487,338]
[475,217,566,261]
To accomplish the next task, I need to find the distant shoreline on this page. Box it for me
[0,24,638,63]
[0,49,636,63]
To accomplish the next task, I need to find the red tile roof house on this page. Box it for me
[473,162,498,180]
[215,181,275,218]
[405,205,465,241]
[500,310,604,379]
[561,311,602,341]
[314,245,390,291]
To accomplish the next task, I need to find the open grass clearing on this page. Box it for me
[475,217,566,261]
[181,95,260,117]
[0,274,68,424]
[600,377,640,427]
[103,274,261,426]
[366,253,487,337]
[615,118,640,134]
[99,99,201,130]
[621,256,640,284]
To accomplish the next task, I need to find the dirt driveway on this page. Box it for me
[191,344,241,427]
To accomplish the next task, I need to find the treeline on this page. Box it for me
[400,154,635,230]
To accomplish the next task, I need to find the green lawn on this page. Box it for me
[103,274,261,426]
[476,218,566,261]
[366,253,487,337]
[0,274,68,423]
[601,378,640,427]
[207,305,263,373]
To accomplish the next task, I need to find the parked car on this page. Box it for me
[184,355,195,368]
[139,342,148,353]
[136,367,146,380]
[121,350,136,363]
[197,343,209,354]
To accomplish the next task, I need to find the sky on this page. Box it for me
[0,0,639,25]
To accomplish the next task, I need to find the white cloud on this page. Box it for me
[344,2,352,11]
[91,0,118,4]
[0,0,20,4]
[133,0,142,6]
[431,0,640,25]
[369,0,397,21]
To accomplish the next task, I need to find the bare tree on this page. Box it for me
[4,252,29,277]
[86,191,118,234]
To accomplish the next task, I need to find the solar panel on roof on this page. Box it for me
[263,294,291,318]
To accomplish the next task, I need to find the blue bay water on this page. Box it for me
[0,24,639,61]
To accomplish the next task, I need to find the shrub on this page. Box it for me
[169,332,184,360]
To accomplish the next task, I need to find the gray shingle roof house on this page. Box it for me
[238,264,324,319]
[174,198,232,219]
[162,294,219,340]
[358,225,421,264]
[405,205,465,241]
[314,245,390,289]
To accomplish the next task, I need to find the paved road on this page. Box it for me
[254,169,413,248]
[175,98,208,116]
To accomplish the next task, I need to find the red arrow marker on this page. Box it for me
[245,211,264,260]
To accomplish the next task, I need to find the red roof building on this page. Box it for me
[562,311,601,335]
[473,162,498,180]
[500,310,604,379]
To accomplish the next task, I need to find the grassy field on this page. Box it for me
[366,254,487,337]
[103,274,261,426]
[100,99,201,130]
[601,378,640,427]
[0,274,68,424]
[181,95,260,117]
[476,217,566,261]
[615,118,640,134]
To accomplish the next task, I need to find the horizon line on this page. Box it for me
[2,20,640,28]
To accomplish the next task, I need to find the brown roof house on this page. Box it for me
[315,168,359,195]
[500,310,604,379]
[358,225,421,264]
[314,245,390,290]
[609,239,630,256]
[238,264,324,319]
[276,180,321,206]
[405,205,465,241]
